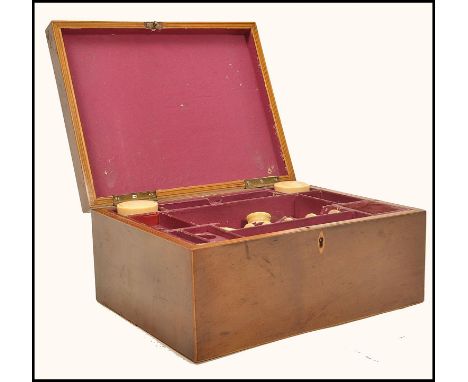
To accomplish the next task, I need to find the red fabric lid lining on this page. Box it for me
[62,28,287,197]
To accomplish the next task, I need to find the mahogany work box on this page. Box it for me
[46,21,426,363]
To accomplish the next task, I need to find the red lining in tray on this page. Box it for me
[124,188,410,244]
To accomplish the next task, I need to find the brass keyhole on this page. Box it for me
[318,237,324,248]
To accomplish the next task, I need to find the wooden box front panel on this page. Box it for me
[192,211,425,362]
[91,210,196,360]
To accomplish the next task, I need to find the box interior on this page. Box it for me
[115,186,411,244]
[61,27,288,198]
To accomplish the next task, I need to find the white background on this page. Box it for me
[3,0,466,380]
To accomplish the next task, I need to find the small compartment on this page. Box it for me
[167,194,334,229]
[130,212,193,230]
[159,197,211,211]
[182,225,241,242]
[165,230,208,244]
[339,200,406,215]
[300,189,362,204]
[120,190,409,245]
[320,204,371,218]
[167,195,293,228]
[207,189,276,204]
[236,210,358,237]
[127,212,160,226]
[294,195,337,218]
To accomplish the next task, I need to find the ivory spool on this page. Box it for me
[244,211,272,228]
[116,200,159,216]
[274,181,310,194]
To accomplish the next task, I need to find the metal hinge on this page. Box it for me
[244,176,279,189]
[144,21,163,31]
[112,191,158,206]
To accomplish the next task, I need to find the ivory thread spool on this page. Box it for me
[116,200,158,216]
[274,181,310,194]
[244,211,272,228]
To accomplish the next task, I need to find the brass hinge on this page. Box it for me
[244,176,279,189]
[144,21,163,31]
[112,191,157,206]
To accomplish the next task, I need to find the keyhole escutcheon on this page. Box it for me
[318,231,325,254]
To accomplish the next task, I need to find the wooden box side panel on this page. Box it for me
[46,23,91,212]
[91,210,196,360]
[193,211,426,362]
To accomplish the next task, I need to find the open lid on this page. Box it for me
[47,21,295,211]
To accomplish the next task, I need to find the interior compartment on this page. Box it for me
[116,188,412,244]
[164,229,208,244]
[182,225,242,242]
[159,198,212,211]
[129,212,193,230]
[300,189,363,204]
[207,189,276,204]
[167,195,333,229]
[159,189,277,211]
[236,210,358,237]
[320,204,371,217]
[338,200,405,215]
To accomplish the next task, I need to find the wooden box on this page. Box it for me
[46,21,426,363]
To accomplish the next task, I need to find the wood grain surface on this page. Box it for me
[92,208,425,362]
[46,23,92,211]
[192,210,425,361]
[92,210,196,360]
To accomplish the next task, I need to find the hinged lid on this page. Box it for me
[47,21,295,211]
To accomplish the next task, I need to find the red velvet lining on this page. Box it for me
[183,225,242,242]
[338,200,405,214]
[208,189,276,203]
[300,190,362,204]
[159,197,212,211]
[62,28,287,197]
[236,211,357,237]
[130,212,192,230]
[120,188,412,244]
[167,195,334,229]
